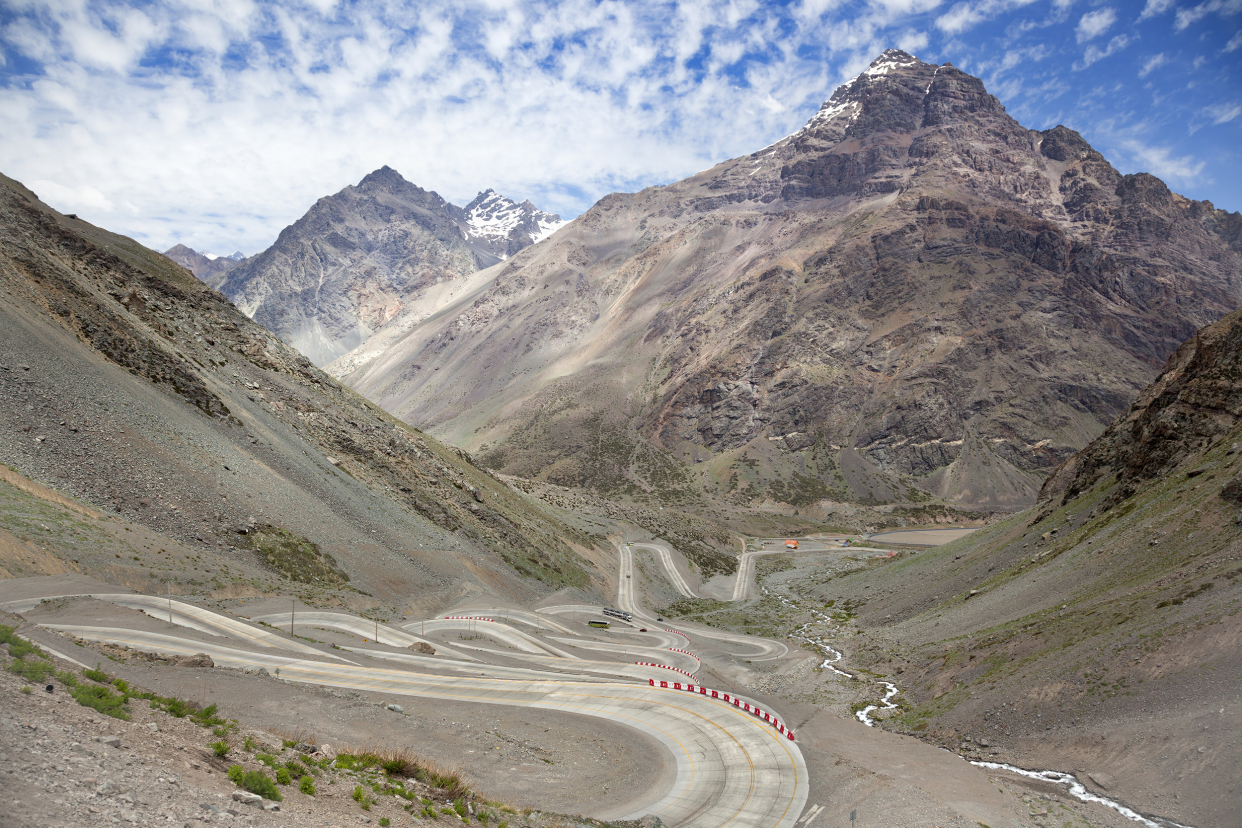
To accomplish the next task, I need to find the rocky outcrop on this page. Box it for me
[333,51,1242,510]
[1041,306,1242,508]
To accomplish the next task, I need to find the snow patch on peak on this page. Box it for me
[864,49,919,77]
[531,215,566,244]
[462,189,564,257]
[805,99,861,129]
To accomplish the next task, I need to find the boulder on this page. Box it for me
[1221,472,1242,504]
[1087,771,1115,790]
[386,703,404,714]
[319,744,337,760]
[175,654,214,668]
[410,642,435,655]
[231,791,263,806]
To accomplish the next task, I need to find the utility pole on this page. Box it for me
[375,616,378,643]
[168,582,172,625]
[291,598,295,636]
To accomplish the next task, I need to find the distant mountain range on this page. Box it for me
[325,50,1242,511]
[163,244,248,281]
[198,168,564,367]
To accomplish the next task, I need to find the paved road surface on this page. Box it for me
[443,608,578,635]
[400,618,578,659]
[1,592,340,659]
[549,637,700,674]
[630,542,697,598]
[249,610,476,661]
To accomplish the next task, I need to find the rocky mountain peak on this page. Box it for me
[462,188,565,260]
[211,167,566,366]
[162,242,245,284]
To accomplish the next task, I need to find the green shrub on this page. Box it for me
[244,735,257,752]
[54,669,79,687]
[7,644,52,682]
[211,741,229,757]
[276,767,291,785]
[227,765,244,784]
[19,686,32,695]
[234,769,282,801]
[353,786,365,803]
[83,664,110,683]
[245,525,350,585]
[190,703,227,729]
[255,753,277,768]
[380,819,391,827]
[299,775,316,796]
[70,684,131,720]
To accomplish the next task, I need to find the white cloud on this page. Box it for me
[1076,7,1116,42]
[933,0,1040,34]
[1138,52,1167,77]
[1137,0,1174,20]
[30,179,115,214]
[1175,0,1242,32]
[1225,30,1242,51]
[1118,138,1206,183]
[1203,102,1242,124]
[1075,33,1132,69]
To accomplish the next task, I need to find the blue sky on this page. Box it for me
[0,0,1239,256]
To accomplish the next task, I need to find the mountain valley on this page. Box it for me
[1,46,1240,828]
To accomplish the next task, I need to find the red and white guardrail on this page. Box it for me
[635,662,697,679]
[442,616,494,622]
[648,678,796,741]
[668,647,698,663]
[666,628,690,642]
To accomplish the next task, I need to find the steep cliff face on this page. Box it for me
[332,51,1242,510]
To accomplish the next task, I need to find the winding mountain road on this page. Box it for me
[38,618,806,828]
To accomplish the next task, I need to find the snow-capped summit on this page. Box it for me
[461,189,565,260]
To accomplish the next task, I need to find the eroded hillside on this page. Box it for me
[0,171,613,610]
